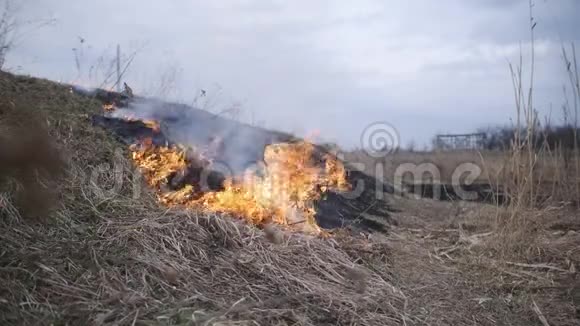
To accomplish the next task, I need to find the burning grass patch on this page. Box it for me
[129,138,350,232]
[0,71,406,325]
[90,86,392,233]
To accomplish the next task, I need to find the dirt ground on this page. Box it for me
[383,196,580,325]
[1,71,579,325]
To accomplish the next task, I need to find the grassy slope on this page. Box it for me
[0,72,578,325]
[0,72,407,324]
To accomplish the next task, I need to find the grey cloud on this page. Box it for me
[4,0,580,147]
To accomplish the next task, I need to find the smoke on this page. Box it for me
[71,84,97,96]
[112,97,294,175]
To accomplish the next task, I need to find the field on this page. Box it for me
[1,71,580,325]
[346,149,580,204]
[346,149,507,184]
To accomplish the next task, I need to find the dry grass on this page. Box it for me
[0,72,411,325]
[346,149,579,194]
[0,209,408,325]
[387,197,580,326]
[1,70,579,325]
[345,149,504,185]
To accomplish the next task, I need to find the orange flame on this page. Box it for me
[130,139,349,233]
[102,103,160,133]
[130,141,187,189]
[103,104,116,112]
[143,120,161,133]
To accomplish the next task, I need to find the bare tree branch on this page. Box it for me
[0,0,55,71]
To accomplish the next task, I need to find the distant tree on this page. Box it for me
[476,126,514,150]
[405,140,416,152]
[0,1,17,70]
[0,1,55,71]
[474,124,580,151]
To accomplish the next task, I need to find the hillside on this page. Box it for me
[1,71,579,325]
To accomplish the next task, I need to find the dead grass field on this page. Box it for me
[347,149,580,183]
[1,71,579,325]
[346,149,580,203]
[345,150,506,184]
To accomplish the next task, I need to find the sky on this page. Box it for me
[4,0,580,148]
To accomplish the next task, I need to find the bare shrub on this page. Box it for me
[491,2,580,260]
[0,1,18,70]
[0,0,54,71]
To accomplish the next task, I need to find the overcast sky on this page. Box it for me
[5,0,580,148]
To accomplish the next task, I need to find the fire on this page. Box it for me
[101,96,348,232]
[130,140,187,189]
[103,103,161,133]
[130,138,350,232]
[103,104,115,112]
[142,120,161,133]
